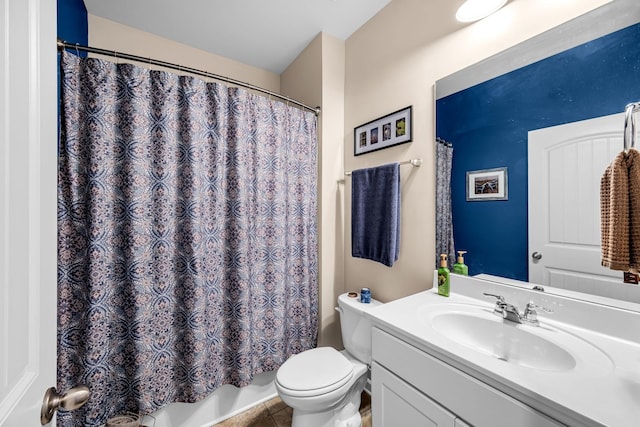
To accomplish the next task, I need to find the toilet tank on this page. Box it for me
[337,292,383,364]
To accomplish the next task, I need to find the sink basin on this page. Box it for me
[420,304,613,373]
[431,311,575,371]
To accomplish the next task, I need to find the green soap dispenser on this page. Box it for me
[453,251,468,276]
[437,254,450,297]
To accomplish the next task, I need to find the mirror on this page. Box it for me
[435,0,640,308]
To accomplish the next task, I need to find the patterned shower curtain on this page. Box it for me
[57,51,318,426]
[435,138,455,267]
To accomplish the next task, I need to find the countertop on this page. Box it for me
[367,287,640,427]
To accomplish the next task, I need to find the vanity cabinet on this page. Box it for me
[371,327,563,427]
[372,361,464,426]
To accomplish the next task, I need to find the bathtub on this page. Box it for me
[140,371,277,427]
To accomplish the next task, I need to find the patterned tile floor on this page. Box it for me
[211,391,372,427]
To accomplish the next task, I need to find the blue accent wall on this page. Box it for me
[436,24,640,281]
[57,0,88,52]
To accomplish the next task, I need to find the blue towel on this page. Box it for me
[351,163,400,267]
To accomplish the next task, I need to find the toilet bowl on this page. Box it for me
[275,293,382,427]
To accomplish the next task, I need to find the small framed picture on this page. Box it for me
[466,167,508,201]
[354,106,412,156]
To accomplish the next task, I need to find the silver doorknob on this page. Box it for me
[40,385,90,425]
[532,251,542,260]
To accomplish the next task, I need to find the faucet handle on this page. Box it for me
[483,293,505,303]
[523,301,553,325]
[483,293,507,317]
[525,301,553,314]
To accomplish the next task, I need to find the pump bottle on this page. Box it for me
[437,254,450,297]
[452,251,468,276]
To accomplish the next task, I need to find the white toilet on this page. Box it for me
[275,292,382,427]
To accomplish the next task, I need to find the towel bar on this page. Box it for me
[624,102,640,152]
[344,158,422,176]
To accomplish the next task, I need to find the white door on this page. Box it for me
[528,113,640,302]
[0,0,59,425]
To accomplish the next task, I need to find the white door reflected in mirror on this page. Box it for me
[528,113,640,303]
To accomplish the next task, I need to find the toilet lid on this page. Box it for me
[276,347,354,393]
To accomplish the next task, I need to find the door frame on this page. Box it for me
[0,0,58,424]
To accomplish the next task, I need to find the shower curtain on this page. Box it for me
[436,138,455,267]
[57,51,318,426]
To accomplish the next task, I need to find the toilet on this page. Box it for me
[275,292,382,427]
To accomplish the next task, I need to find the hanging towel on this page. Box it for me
[351,162,400,267]
[600,148,640,272]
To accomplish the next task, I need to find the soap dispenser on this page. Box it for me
[453,251,468,276]
[437,254,450,297]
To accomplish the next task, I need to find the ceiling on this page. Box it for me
[83,0,392,74]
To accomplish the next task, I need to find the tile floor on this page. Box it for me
[211,391,372,427]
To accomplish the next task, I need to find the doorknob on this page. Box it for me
[40,385,90,425]
[532,251,542,260]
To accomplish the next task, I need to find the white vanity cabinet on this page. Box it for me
[371,327,563,427]
[372,361,463,426]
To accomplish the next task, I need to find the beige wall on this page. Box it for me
[88,14,280,92]
[343,0,612,304]
[281,33,346,349]
[318,34,346,348]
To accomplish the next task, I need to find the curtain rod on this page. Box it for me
[57,40,321,116]
[344,158,423,176]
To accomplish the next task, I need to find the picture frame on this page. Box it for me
[354,106,412,156]
[466,167,508,201]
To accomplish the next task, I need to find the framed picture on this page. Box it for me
[354,106,412,156]
[466,167,508,201]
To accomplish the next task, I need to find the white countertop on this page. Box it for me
[367,286,640,427]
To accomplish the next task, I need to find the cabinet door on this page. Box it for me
[372,362,456,427]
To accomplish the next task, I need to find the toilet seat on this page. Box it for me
[276,347,354,398]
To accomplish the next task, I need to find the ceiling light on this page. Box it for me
[456,0,508,22]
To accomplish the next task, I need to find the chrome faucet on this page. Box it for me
[483,293,553,326]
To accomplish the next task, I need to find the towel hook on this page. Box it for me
[624,102,640,153]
